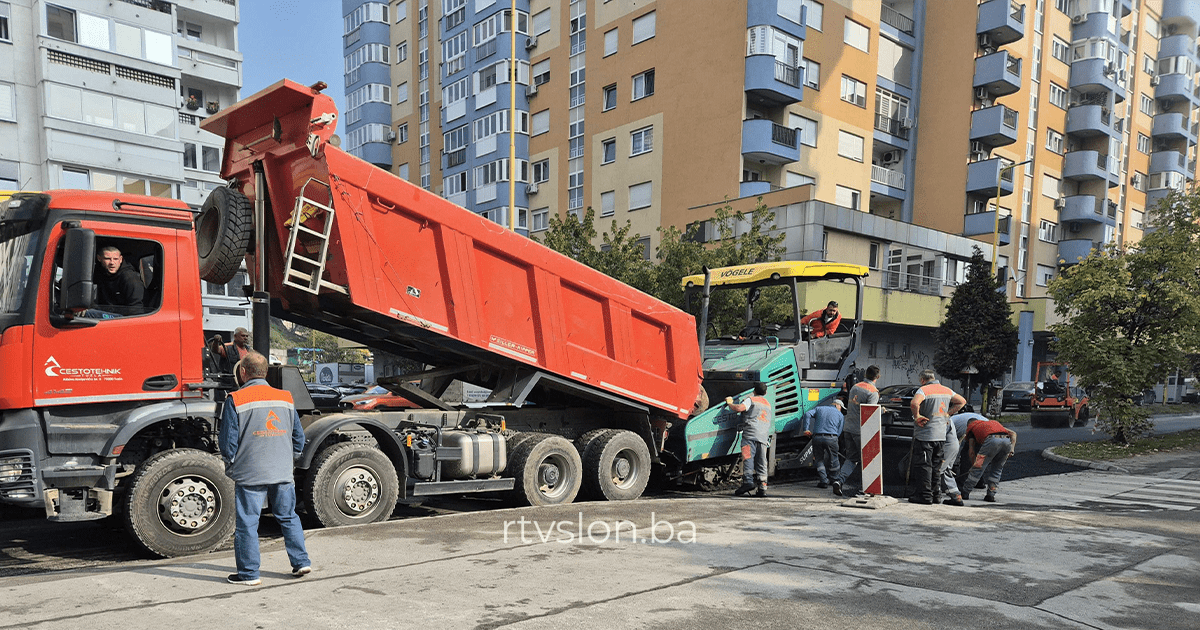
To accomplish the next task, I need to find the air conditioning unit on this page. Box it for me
[1069,221,1082,233]
[527,83,538,97]
[899,117,914,129]
[970,141,985,154]
[970,151,989,162]
[1054,197,1066,210]
[526,182,539,194]
[978,33,994,50]
[1104,62,1117,76]
[1071,14,1085,24]
[385,130,397,142]
[881,150,902,165]
[975,87,990,100]
[1150,75,1161,86]
[525,36,538,50]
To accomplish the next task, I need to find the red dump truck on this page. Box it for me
[0,81,865,557]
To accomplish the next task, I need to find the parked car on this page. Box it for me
[333,382,368,397]
[305,383,343,410]
[340,385,419,411]
[1001,381,1036,411]
[878,383,920,440]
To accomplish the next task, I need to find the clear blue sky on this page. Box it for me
[240,1,347,116]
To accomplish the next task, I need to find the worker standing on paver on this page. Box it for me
[908,370,966,505]
[961,416,1018,502]
[727,383,774,497]
[839,365,880,496]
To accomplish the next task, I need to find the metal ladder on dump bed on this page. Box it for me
[282,178,349,295]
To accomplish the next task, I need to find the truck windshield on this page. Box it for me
[0,219,41,314]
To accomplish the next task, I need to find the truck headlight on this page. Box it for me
[0,457,26,483]
[355,399,376,407]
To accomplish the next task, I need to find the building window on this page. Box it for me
[1046,128,1064,154]
[531,159,550,184]
[1055,0,1069,13]
[793,115,817,147]
[835,185,860,211]
[632,11,655,45]
[1036,264,1055,287]
[0,2,10,43]
[397,41,408,62]
[46,5,76,42]
[183,143,197,169]
[1038,220,1057,243]
[629,181,652,210]
[800,0,823,30]
[602,84,617,111]
[632,69,655,100]
[1048,83,1067,109]
[630,126,653,156]
[1139,93,1154,116]
[1131,209,1144,229]
[1143,53,1155,74]
[1132,171,1146,191]
[1144,14,1158,37]
[1041,173,1060,198]
[396,82,408,103]
[837,130,864,162]
[868,242,881,269]
[600,190,615,216]
[397,123,408,144]
[531,207,549,232]
[1137,133,1150,154]
[803,58,819,89]
[604,28,618,56]
[532,8,551,36]
[532,109,549,135]
[1051,37,1069,64]
[202,146,221,173]
[840,75,866,107]
[395,0,406,22]
[843,18,869,53]
[602,138,616,164]
[532,60,549,86]
[0,82,12,121]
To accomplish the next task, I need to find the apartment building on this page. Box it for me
[343,0,1198,385]
[0,0,249,339]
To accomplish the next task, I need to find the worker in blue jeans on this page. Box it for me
[961,417,1018,502]
[727,382,774,497]
[220,351,311,585]
[802,399,847,496]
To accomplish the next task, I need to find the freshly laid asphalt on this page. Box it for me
[2,447,1197,630]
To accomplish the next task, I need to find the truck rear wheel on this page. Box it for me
[304,442,399,527]
[196,187,252,285]
[507,434,582,506]
[580,430,651,501]
[123,449,235,558]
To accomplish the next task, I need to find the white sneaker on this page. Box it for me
[292,565,312,577]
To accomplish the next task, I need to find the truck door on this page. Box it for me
[32,221,184,408]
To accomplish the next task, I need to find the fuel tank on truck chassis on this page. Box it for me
[199,80,702,421]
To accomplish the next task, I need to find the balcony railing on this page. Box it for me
[475,39,497,62]
[1005,55,1021,76]
[1010,1,1026,22]
[881,5,915,35]
[1002,106,1018,128]
[871,164,906,189]
[118,0,171,13]
[771,123,797,147]
[774,61,801,88]
[883,270,943,296]
[874,113,911,139]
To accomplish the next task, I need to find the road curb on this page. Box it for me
[1041,447,1130,474]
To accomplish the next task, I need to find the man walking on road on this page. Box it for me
[727,382,774,497]
[220,351,311,585]
[839,365,880,495]
[961,416,1018,502]
[802,400,847,495]
[908,370,966,505]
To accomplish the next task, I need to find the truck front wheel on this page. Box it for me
[580,430,651,501]
[303,442,399,527]
[123,449,236,558]
[507,434,582,506]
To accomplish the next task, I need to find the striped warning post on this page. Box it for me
[860,404,883,495]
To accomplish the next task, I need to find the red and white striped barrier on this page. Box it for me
[860,404,883,495]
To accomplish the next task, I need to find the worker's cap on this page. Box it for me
[832,399,845,408]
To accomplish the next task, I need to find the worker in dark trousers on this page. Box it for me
[727,382,774,497]
[908,369,966,505]
[802,399,847,495]
[839,365,880,495]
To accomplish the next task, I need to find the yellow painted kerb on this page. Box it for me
[681,261,870,288]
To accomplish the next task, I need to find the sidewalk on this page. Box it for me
[2,453,1197,630]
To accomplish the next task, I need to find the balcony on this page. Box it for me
[747,0,807,37]
[962,211,1012,245]
[1069,57,1125,98]
[1065,104,1116,138]
[1146,187,1176,208]
[973,51,1022,97]
[966,157,1017,196]
[874,114,911,140]
[1063,150,1120,186]
[1061,195,1118,227]
[1058,239,1101,265]
[881,4,915,36]
[1162,0,1200,28]
[970,105,1019,146]
[1152,111,1196,142]
[1157,34,1197,60]
[744,56,804,105]
[870,165,906,199]
[740,181,774,197]
[1155,73,1197,105]
[1149,149,1188,175]
[977,0,1025,46]
[741,119,801,165]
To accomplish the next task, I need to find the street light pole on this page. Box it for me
[991,158,1033,278]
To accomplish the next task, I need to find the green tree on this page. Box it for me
[933,247,1018,406]
[1048,192,1200,442]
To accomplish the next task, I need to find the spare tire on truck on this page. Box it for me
[196,187,252,285]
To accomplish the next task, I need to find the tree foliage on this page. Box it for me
[933,247,1018,404]
[1048,192,1200,443]
[536,200,786,336]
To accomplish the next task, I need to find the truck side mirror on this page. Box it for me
[59,228,96,312]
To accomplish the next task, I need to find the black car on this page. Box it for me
[1001,381,1036,411]
[333,382,368,397]
[878,384,920,439]
[305,383,343,410]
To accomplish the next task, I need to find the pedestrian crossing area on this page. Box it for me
[996,471,1200,511]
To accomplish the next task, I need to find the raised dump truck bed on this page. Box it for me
[201,80,701,419]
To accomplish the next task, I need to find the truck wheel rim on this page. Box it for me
[537,454,571,499]
[159,475,219,534]
[335,466,380,516]
[611,450,639,489]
